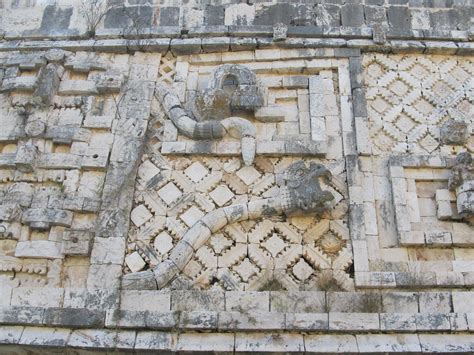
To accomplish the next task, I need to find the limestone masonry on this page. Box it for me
[0,0,473,353]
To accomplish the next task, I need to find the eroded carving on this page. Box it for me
[441,119,469,145]
[189,64,264,121]
[281,161,334,217]
[449,152,474,222]
[156,82,257,165]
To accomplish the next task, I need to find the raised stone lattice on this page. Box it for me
[127,153,353,291]
[364,54,473,155]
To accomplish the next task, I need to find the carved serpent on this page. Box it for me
[156,83,257,166]
[123,161,335,290]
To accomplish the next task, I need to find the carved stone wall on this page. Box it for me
[365,54,473,155]
[351,53,474,289]
[1,1,474,353]
[125,52,354,292]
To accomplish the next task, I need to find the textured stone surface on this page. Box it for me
[0,2,473,352]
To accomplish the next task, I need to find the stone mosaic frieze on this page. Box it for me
[364,54,473,155]
[0,2,473,346]
[350,53,474,289]
[124,52,355,291]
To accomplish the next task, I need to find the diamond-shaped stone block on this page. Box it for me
[154,231,174,255]
[125,251,146,273]
[157,182,182,205]
[130,204,153,227]
[262,233,287,258]
[292,258,314,282]
[184,162,209,183]
[209,185,235,207]
[236,166,261,185]
[233,258,259,282]
[210,234,233,255]
[180,206,205,228]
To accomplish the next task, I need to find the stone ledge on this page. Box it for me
[1,327,474,353]
[1,306,474,334]
[0,38,472,56]
[0,24,469,43]
[3,288,474,315]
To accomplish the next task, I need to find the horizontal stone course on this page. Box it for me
[1,326,473,353]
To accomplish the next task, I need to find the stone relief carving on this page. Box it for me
[364,54,473,155]
[123,161,336,290]
[155,64,265,166]
[441,119,470,145]
[449,152,474,222]
[188,64,264,121]
[0,49,126,287]
[281,161,334,217]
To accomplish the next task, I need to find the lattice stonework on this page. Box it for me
[127,155,353,291]
[364,54,473,155]
[125,54,355,291]
[157,52,177,84]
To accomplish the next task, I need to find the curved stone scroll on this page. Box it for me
[156,82,257,165]
[122,161,335,290]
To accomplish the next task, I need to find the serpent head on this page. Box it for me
[281,161,334,217]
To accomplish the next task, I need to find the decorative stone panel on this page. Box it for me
[364,54,473,155]
[0,49,156,293]
[351,53,474,289]
[124,49,357,291]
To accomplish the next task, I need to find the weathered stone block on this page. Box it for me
[171,291,224,311]
[235,333,304,353]
[63,288,118,310]
[0,307,44,326]
[329,313,380,331]
[11,288,63,308]
[43,308,105,328]
[19,326,71,347]
[419,292,452,313]
[179,311,218,330]
[382,292,418,313]
[218,311,285,331]
[285,313,328,331]
[0,326,23,344]
[356,334,421,353]
[177,333,234,353]
[58,80,97,95]
[305,334,358,353]
[62,230,93,256]
[68,329,136,349]
[380,313,417,331]
[226,291,269,312]
[135,331,176,351]
[271,291,326,313]
[341,4,365,27]
[120,290,170,312]
[419,334,474,352]
[415,313,451,331]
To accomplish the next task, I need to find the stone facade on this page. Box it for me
[0,0,473,353]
